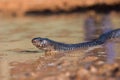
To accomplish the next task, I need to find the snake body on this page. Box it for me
[32,29,120,52]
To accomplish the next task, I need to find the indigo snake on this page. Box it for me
[32,29,120,53]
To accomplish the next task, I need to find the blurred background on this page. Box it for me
[0,0,120,80]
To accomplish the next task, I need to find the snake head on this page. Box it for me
[32,37,49,50]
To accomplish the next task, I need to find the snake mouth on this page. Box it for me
[32,38,43,49]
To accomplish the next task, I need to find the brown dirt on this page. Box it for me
[10,47,120,80]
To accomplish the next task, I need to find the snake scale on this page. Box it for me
[32,29,120,53]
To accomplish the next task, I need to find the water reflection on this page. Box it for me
[101,15,116,63]
[84,13,116,63]
[84,12,96,41]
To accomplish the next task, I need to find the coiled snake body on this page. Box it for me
[32,29,120,53]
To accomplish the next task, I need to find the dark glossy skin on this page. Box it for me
[32,29,120,52]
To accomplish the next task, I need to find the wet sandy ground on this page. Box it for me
[0,13,120,80]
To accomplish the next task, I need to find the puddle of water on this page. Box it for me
[0,13,120,80]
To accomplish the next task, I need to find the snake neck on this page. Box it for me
[49,29,120,51]
[48,39,104,52]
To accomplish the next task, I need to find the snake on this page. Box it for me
[32,28,120,53]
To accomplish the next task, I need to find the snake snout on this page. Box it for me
[32,38,39,43]
[32,37,42,46]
